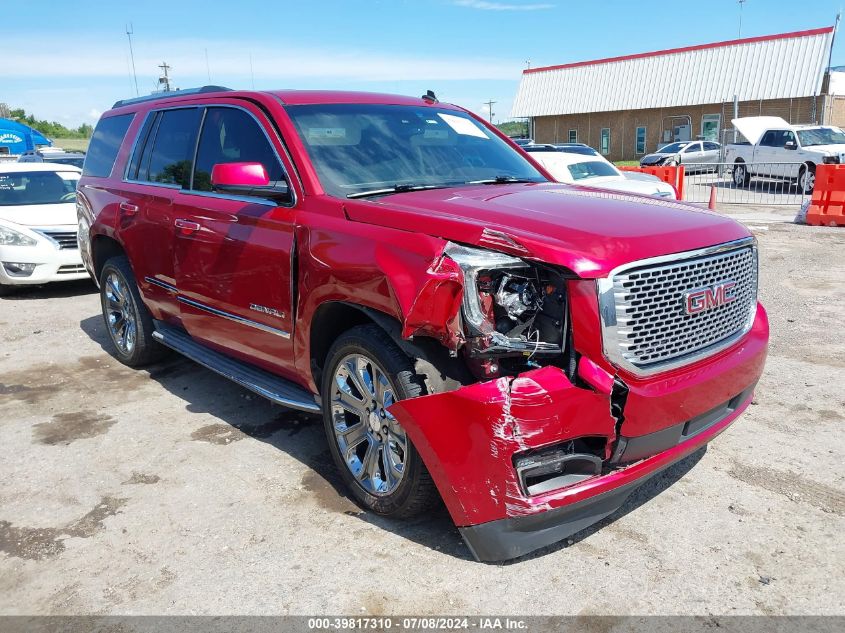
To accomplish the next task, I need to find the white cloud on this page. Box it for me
[88,108,102,120]
[0,37,523,82]
[453,0,555,10]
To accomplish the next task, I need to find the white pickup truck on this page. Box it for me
[724,116,845,193]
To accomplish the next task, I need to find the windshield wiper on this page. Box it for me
[468,175,542,185]
[346,184,451,199]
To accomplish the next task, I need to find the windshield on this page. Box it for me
[0,171,79,206]
[285,104,546,198]
[656,142,689,154]
[796,127,845,147]
[46,156,85,169]
[567,161,620,181]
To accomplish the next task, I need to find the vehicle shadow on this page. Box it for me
[0,279,97,300]
[79,314,707,563]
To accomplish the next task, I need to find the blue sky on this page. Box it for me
[3,0,844,126]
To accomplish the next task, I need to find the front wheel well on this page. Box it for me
[309,302,379,389]
[91,235,126,282]
[309,302,474,396]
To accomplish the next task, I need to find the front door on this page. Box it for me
[174,104,298,377]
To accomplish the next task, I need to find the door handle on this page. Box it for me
[174,218,201,235]
[119,202,139,216]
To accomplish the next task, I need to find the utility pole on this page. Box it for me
[484,99,496,123]
[738,0,747,38]
[126,23,139,96]
[158,62,172,92]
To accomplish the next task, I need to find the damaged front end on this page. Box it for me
[389,239,767,562]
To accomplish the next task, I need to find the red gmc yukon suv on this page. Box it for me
[77,87,768,562]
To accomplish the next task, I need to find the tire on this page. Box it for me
[733,161,750,187]
[321,324,439,518]
[798,164,816,194]
[99,255,168,367]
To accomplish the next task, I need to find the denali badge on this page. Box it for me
[683,280,737,315]
[250,304,284,318]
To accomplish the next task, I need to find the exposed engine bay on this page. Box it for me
[444,243,574,379]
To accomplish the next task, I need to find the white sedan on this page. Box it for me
[0,163,88,295]
[526,148,677,199]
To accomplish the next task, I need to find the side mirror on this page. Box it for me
[784,141,797,150]
[211,162,290,202]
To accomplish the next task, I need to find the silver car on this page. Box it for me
[639,141,721,172]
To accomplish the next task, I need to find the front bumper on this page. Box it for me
[387,303,768,562]
[0,242,87,286]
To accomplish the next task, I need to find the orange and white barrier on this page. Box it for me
[806,164,845,227]
[618,165,685,201]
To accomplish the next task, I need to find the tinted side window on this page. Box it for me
[193,107,284,192]
[146,108,201,187]
[704,142,720,150]
[126,112,159,181]
[83,114,134,177]
[760,131,777,147]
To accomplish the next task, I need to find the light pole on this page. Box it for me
[484,100,497,123]
[738,0,747,38]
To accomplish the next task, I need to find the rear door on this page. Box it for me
[702,142,721,167]
[755,130,783,176]
[173,103,299,376]
[120,107,202,320]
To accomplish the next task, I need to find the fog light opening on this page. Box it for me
[2,262,36,277]
[514,438,605,496]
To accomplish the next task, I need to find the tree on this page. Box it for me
[6,107,94,139]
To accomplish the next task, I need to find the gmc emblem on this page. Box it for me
[683,280,737,315]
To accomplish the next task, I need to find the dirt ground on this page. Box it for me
[0,211,843,616]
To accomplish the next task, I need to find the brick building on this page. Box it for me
[511,27,845,162]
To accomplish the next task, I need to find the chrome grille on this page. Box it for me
[57,264,86,274]
[39,230,79,250]
[599,239,758,375]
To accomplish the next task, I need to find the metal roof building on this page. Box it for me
[511,27,843,161]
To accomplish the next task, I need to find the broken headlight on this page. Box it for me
[445,243,566,357]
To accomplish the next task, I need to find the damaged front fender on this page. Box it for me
[387,365,616,526]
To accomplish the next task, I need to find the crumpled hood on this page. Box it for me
[343,183,750,278]
[0,202,77,228]
[640,152,673,164]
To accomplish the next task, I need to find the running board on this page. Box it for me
[152,321,321,413]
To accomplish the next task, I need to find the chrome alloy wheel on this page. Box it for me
[800,168,815,194]
[330,353,408,496]
[104,272,137,355]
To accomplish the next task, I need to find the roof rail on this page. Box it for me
[112,85,233,109]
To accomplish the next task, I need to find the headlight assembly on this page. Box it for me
[444,243,566,357]
[0,224,38,247]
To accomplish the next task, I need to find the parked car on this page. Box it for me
[725,116,845,193]
[78,87,768,562]
[552,142,600,156]
[525,146,677,198]
[639,140,721,172]
[510,137,533,146]
[0,163,87,295]
[18,147,86,169]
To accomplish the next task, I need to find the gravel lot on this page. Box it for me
[1,212,843,616]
